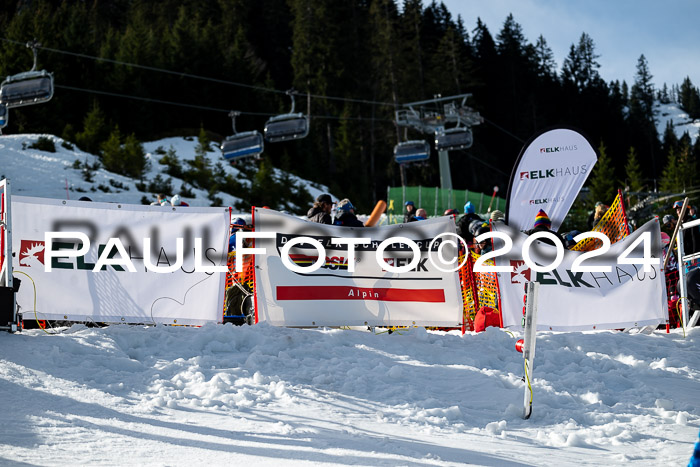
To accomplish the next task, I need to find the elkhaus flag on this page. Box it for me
[505,128,598,232]
[493,219,668,331]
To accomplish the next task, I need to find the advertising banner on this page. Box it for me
[12,196,229,325]
[505,128,598,232]
[493,219,668,331]
[251,209,463,327]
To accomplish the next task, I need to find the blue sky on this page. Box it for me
[440,0,700,89]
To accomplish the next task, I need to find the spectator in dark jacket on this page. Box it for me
[404,201,416,223]
[674,199,700,255]
[525,209,565,247]
[456,201,483,247]
[333,199,364,227]
[307,193,333,224]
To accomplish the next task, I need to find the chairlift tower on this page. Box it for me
[395,94,482,190]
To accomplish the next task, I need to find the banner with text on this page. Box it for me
[505,128,598,232]
[252,209,463,327]
[493,219,667,331]
[12,196,229,325]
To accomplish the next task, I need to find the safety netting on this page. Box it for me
[458,248,501,331]
[223,249,255,319]
[387,186,506,223]
[570,190,630,252]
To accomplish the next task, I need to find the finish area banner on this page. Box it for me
[493,219,668,331]
[505,128,598,232]
[11,196,229,325]
[251,209,462,327]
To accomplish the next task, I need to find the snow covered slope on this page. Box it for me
[655,101,700,143]
[0,134,331,211]
[0,323,698,466]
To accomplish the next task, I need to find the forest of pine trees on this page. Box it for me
[1,0,699,213]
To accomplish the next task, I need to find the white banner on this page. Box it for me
[493,219,668,331]
[506,128,597,232]
[12,196,229,325]
[251,209,462,327]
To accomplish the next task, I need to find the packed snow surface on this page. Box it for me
[0,324,697,466]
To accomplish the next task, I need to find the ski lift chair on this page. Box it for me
[0,104,7,128]
[264,90,309,143]
[435,126,473,152]
[0,70,54,108]
[394,140,430,164]
[0,42,54,109]
[221,111,264,162]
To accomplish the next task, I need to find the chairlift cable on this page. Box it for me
[0,37,396,108]
[1,38,522,138]
[54,84,230,113]
[53,84,394,122]
[481,116,526,144]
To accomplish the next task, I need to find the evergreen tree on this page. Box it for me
[677,137,698,191]
[662,120,679,156]
[122,133,148,179]
[76,102,109,155]
[398,0,426,99]
[629,55,655,120]
[679,77,700,119]
[495,14,537,135]
[624,146,643,205]
[628,54,660,177]
[101,126,124,174]
[660,148,682,192]
[186,127,214,189]
[533,35,557,80]
[561,33,602,91]
[588,142,616,205]
[432,24,471,95]
[659,137,695,193]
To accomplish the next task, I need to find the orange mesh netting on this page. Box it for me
[458,251,477,329]
[458,248,501,331]
[223,250,255,317]
[471,250,500,311]
[570,191,629,252]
